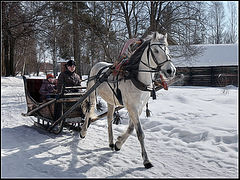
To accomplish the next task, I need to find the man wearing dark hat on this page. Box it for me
[56,60,82,94]
[54,60,82,121]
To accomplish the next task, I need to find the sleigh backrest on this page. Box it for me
[27,78,43,103]
[22,76,44,103]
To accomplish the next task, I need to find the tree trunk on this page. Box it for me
[120,2,132,39]
[3,35,9,76]
[53,36,57,77]
[9,37,16,76]
[21,58,26,76]
[72,2,81,78]
[52,9,58,78]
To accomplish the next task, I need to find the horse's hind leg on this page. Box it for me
[80,84,97,138]
[107,103,115,150]
[79,109,90,138]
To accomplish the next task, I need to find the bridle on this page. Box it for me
[129,41,173,99]
[140,42,172,73]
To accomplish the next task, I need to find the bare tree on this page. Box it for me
[2,1,49,76]
[117,2,147,39]
[207,1,225,44]
[14,36,38,76]
[72,2,81,77]
[51,7,58,77]
[120,2,133,39]
[224,2,238,43]
[83,2,118,63]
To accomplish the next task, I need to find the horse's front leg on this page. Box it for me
[107,103,115,150]
[114,101,146,151]
[134,121,153,168]
[122,106,153,169]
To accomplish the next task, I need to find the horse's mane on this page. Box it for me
[122,32,167,79]
[122,39,150,78]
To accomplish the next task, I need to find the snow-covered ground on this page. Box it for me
[1,76,238,178]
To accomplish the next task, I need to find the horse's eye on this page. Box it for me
[154,49,159,53]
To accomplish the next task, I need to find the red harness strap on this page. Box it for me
[159,74,168,90]
[113,38,142,77]
[112,60,128,77]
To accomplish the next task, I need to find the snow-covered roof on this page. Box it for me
[57,59,68,63]
[171,43,238,67]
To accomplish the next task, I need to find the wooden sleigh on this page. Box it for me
[21,67,119,134]
[21,72,184,135]
[21,75,89,134]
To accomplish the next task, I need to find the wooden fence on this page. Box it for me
[175,65,238,87]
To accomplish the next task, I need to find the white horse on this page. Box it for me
[80,32,176,168]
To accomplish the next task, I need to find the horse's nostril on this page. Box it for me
[167,69,172,74]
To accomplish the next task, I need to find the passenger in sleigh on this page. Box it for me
[56,60,82,94]
[54,60,83,121]
[39,74,57,102]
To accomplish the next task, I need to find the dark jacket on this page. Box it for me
[39,79,56,101]
[57,69,82,94]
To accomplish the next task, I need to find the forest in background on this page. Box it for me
[1,1,238,77]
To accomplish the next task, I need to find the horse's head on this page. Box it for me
[148,32,176,80]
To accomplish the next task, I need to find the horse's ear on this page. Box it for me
[153,32,157,40]
[164,33,168,40]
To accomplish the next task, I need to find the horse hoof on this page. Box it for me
[79,133,85,139]
[114,143,120,151]
[109,144,114,150]
[144,162,153,169]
